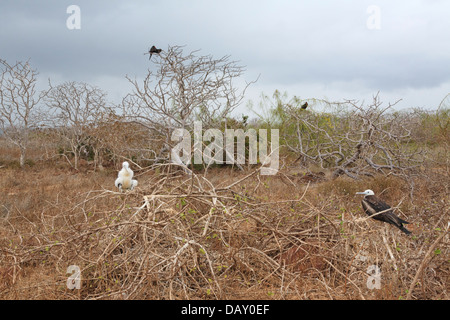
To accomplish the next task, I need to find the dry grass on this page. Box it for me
[0,155,448,300]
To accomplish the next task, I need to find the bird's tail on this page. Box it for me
[399,225,412,235]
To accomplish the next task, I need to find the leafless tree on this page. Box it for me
[123,45,255,164]
[284,94,424,183]
[45,81,109,169]
[0,59,45,167]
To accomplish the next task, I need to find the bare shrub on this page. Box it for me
[89,115,159,168]
[0,59,45,167]
[45,81,110,170]
[1,165,447,300]
[280,94,425,185]
[122,45,255,165]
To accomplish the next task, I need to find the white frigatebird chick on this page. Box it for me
[145,45,162,60]
[356,189,412,235]
[115,161,138,191]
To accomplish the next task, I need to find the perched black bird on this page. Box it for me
[356,189,412,235]
[145,46,162,60]
[301,102,308,110]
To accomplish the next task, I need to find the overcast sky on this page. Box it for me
[1,0,449,115]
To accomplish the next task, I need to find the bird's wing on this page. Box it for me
[365,196,391,213]
[363,196,409,226]
[115,177,123,188]
[362,196,411,234]
[382,211,412,234]
[361,197,395,223]
[383,211,407,227]
[361,199,378,216]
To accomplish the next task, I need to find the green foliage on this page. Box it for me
[415,107,449,144]
[248,91,435,180]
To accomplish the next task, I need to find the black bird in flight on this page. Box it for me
[145,46,162,60]
[356,189,412,235]
[301,102,308,110]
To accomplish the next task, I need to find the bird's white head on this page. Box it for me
[122,161,129,169]
[356,189,375,196]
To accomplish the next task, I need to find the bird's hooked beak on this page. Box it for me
[355,190,375,196]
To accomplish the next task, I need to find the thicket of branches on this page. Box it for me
[0,47,257,169]
[1,51,447,178]
[1,165,448,299]
[252,91,448,189]
[122,45,255,166]
[292,97,422,178]
[0,50,449,301]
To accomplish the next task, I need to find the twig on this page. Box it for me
[406,230,447,300]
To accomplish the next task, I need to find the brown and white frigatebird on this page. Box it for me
[356,189,412,235]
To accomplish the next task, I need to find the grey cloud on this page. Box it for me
[1,0,449,108]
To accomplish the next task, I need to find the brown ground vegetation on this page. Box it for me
[0,144,448,299]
